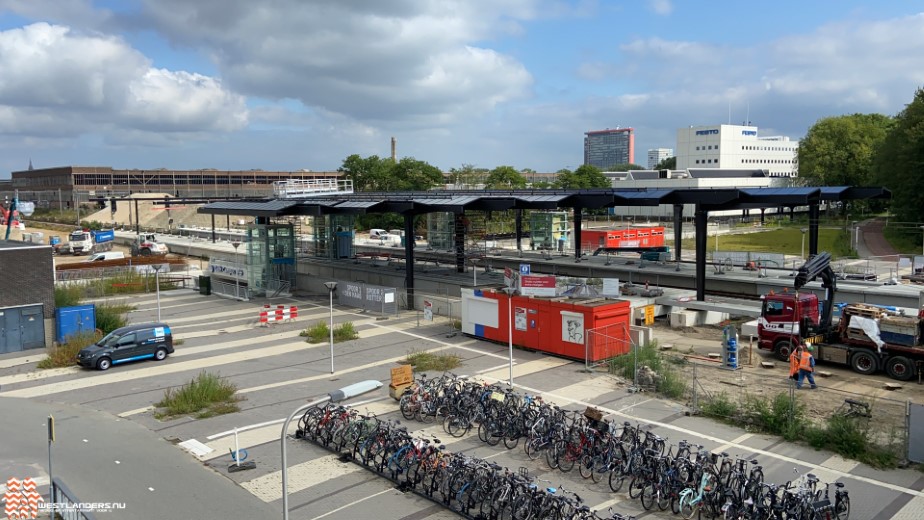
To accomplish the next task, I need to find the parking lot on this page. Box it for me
[1,289,923,519]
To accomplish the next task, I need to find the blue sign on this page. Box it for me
[742,130,757,136]
[695,129,719,135]
[519,264,531,275]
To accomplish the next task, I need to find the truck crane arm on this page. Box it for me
[794,252,837,334]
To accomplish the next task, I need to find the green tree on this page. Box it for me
[485,165,527,189]
[655,156,677,170]
[606,163,646,171]
[873,88,924,224]
[554,164,610,189]
[338,154,390,191]
[797,113,893,187]
[390,157,444,191]
[448,163,488,187]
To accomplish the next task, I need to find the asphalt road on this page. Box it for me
[1,289,923,520]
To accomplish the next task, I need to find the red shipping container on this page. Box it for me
[461,288,631,362]
[581,226,665,251]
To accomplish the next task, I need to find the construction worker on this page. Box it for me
[789,344,803,381]
[797,344,818,389]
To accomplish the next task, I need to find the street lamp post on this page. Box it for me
[324,281,337,374]
[800,228,808,260]
[281,380,382,520]
[501,287,516,386]
[920,226,924,257]
[231,241,242,300]
[151,264,164,322]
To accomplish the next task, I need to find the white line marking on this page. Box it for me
[308,488,392,520]
[117,406,153,418]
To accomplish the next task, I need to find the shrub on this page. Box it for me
[700,391,738,419]
[301,322,330,343]
[405,349,462,372]
[96,303,132,334]
[54,285,83,308]
[37,331,102,369]
[334,322,359,342]
[155,371,241,419]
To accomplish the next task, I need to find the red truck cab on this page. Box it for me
[757,291,821,360]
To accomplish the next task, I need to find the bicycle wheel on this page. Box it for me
[503,432,520,450]
[400,395,416,420]
[835,495,850,520]
[609,468,626,493]
[640,483,656,510]
[657,486,671,511]
[525,438,543,461]
[578,454,594,479]
[557,443,576,472]
[446,416,469,438]
[545,442,561,470]
[679,496,698,520]
[671,493,681,515]
[590,456,606,484]
[628,476,646,499]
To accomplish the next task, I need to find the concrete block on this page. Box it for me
[884,383,903,391]
[660,344,674,351]
[760,362,776,369]
[817,371,833,378]
[707,353,721,359]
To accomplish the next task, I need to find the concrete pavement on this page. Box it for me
[0,397,277,519]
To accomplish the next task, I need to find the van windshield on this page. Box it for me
[98,331,121,347]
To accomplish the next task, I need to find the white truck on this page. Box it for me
[67,229,115,255]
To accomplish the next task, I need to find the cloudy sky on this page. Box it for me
[1,0,922,176]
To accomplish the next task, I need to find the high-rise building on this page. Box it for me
[647,148,673,169]
[584,128,634,169]
[676,124,799,177]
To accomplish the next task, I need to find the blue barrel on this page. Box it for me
[727,338,737,352]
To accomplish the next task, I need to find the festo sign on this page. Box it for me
[695,129,719,135]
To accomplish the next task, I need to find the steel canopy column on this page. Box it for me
[673,204,683,262]
[515,209,523,254]
[694,205,708,301]
[454,212,465,273]
[760,208,765,225]
[404,214,415,310]
[134,199,140,235]
[808,203,820,256]
[211,214,216,243]
[573,208,583,259]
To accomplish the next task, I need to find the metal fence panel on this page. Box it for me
[909,402,924,463]
[51,477,100,520]
[335,281,398,316]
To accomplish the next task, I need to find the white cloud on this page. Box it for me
[0,23,248,141]
[133,0,535,125]
[648,0,673,16]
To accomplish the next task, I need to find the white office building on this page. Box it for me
[676,125,799,177]
[647,148,673,169]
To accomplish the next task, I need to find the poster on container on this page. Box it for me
[561,311,585,344]
[601,278,621,297]
[519,275,556,297]
[515,307,527,331]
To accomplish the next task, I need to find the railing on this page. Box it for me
[211,278,251,300]
[272,178,354,199]
[50,477,100,520]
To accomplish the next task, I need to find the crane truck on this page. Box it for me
[67,228,115,255]
[757,252,924,381]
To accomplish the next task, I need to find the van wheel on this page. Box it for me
[154,348,168,361]
[885,356,915,381]
[140,248,151,256]
[774,340,794,362]
[97,357,112,371]
[850,351,878,375]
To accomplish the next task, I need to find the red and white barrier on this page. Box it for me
[260,304,298,326]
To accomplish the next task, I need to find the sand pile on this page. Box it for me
[84,193,227,229]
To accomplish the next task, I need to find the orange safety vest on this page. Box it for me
[789,350,801,376]
[799,351,814,372]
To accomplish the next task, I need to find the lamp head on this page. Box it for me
[324,281,337,291]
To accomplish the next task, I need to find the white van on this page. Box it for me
[85,252,126,262]
[369,229,390,240]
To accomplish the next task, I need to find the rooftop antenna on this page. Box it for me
[728,100,731,125]
[746,101,750,127]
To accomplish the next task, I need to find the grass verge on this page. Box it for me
[155,371,241,419]
[37,331,103,369]
[405,349,462,372]
[607,341,686,399]
[681,227,855,258]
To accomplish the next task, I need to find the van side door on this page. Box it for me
[110,333,138,364]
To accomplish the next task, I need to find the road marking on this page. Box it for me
[591,495,624,512]
[713,433,754,454]
[486,377,924,499]
[0,476,49,495]
[892,495,924,520]
[308,488,392,520]
[476,357,572,381]
[159,307,266,325]
[242,454,364,502]
[118,406,154,417]
[812,454,860,483]
[0,354,52,369]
